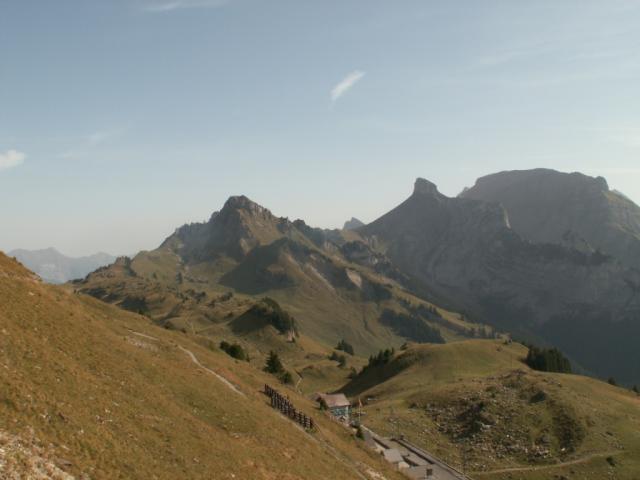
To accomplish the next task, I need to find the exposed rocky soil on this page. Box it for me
[405,371,588,471]
[0,429,76,480]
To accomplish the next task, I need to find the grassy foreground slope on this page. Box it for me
[343,340,640,480]
[0,253,404,480]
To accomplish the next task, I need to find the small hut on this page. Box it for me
[316,393,351,422]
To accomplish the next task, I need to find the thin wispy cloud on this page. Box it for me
[87,129,122,146]
[0,149,26,171]
[142,0,228,13]
[330,70,365,103]
[58,128,127,160]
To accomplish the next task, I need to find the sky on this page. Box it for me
[2,0,640,256]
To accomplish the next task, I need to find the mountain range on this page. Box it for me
[9,247,115,284]
[4,167,640,479]
[77,194,483,357]
[72,168,640,385]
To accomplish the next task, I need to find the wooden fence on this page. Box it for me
[264,384,315,430]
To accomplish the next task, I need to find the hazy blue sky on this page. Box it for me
[2,1,640,256]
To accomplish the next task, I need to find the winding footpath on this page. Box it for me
[177,345,245,396]
[472,450,621,475]
[128,329,244,396]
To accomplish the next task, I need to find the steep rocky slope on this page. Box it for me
[360,178,640,384]
[460,169,640,268]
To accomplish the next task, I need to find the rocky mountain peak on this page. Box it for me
[594,175,609,192]
[221,195,271,216]
[413,178,441,197]
[343,217,365,230]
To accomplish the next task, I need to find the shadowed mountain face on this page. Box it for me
[460,169,640,268]
[360,178,640,384]
[8,247,115,283]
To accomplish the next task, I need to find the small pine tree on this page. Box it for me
[632,385,639,394]
[264,350,284,374]
[280,370,293,384]
[608,377,617,386]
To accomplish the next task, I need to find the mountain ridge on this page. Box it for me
[74,172,640,384]
[8,247,116,284]
[77,193,485,359]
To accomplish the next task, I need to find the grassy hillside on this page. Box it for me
[341,340,640,480]
[77,247,489,361]
[0,253,405,480]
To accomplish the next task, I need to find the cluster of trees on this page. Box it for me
[219,340,248,361]
[407,301,497,340]
[250,297,298,335]
[470,326,495,339]
[380,309,445,344]
[525,345,572,373]
[264,350,293,384]
[359,348,395,375]
[606,378,639,395]
[335,339,354,355]
[414,304,443,319]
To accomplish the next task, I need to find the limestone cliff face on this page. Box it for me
[460,168,640,268]
[361,178,640,383]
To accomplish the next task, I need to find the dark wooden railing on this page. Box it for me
[264,384,315,430]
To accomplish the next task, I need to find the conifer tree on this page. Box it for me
[264,350,284,374]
